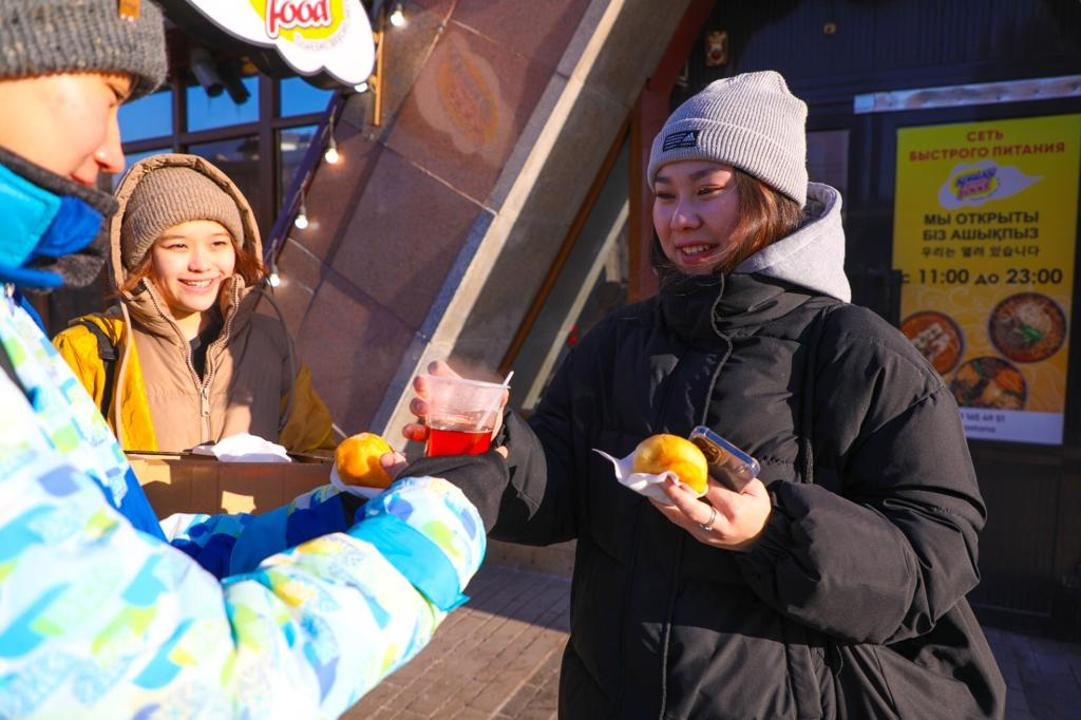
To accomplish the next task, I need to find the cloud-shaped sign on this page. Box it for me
[937,160,1042,209]
[186,0,375,86]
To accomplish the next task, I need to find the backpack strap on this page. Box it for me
[75,319,118,420]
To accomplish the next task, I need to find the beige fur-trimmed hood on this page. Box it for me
[109,152,263,299]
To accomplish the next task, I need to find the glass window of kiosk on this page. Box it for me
[278,124,319,205]
[186,76,261,133]
[118,88,173,143]
[280,77,335,117]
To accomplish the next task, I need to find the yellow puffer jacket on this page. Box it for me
[53,311,335,453]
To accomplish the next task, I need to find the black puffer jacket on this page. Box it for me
[410,186,1004,719]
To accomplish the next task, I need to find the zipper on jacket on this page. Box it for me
[653,277,734,718]
[199,384,211,444]
[144,277,241,446]
[623,338,696,719]
[195,280,240,444]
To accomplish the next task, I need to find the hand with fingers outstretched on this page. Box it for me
[401,360,510,458]
[649,474,772,551]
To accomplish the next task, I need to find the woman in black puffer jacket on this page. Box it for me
[404,70,1005,720]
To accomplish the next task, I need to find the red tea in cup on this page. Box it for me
[422,375,506,457]
[426,425,493,456]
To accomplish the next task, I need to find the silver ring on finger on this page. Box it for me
[697,505,718,533]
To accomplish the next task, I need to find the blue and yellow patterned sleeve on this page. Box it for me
[161,485,353,579]
[0,451,485,718]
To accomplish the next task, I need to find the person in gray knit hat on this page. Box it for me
[399,68,1004,720]
[0,0,168,291]
[639,69,853,301]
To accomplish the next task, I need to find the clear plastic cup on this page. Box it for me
[423,375,506,456]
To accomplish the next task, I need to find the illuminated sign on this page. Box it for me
[894,114,1081,445]
[185,0,374,85]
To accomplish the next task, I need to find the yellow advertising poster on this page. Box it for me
[894,114,1081,445]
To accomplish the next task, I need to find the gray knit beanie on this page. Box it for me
[0,0,167,99]
[647,71,808,207]
[121,167,245,270]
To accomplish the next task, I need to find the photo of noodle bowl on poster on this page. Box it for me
[893,114,1081,445]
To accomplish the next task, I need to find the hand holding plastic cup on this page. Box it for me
[423,374,509,457]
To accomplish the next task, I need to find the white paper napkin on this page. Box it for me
[593,448,707,505]
[191,432,292,463]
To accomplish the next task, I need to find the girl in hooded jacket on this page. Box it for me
[54,152,334,454]
[402,71,1006,719]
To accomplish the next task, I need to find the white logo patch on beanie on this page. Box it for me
[662,130,700,151]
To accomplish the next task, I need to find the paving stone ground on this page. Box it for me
[343,565,569,720]
[343,565,1081,720]
[984,626,1081,720]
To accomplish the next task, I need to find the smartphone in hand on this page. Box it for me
[688,426,760,492]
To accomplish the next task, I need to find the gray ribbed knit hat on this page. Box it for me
[647,71,808,207]
[0,0,167,99]
[120,167,244,270]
